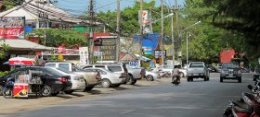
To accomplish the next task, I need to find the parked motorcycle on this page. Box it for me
[223,81,260,117]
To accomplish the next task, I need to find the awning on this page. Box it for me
[0,39,52,51]
[134,54,151,62]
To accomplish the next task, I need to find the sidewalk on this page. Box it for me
[0,78,171,115]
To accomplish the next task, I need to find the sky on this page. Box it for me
[55,0,185,16]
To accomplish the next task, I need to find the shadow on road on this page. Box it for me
[112,87,128,91]
[87,90,102,95]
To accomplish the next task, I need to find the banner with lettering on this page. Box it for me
[0,17,25,39]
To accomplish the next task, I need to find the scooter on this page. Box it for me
[171,75,180,85]
[223,85,260,117]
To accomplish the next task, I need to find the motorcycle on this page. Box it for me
[223,83,260,117]
[171,75,180,85]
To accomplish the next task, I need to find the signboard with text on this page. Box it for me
[95,37,117,61]
[0,17,25,39]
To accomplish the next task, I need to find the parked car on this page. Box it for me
[220,63,242,83]
[145,70,159,81]
[82,64,128,84]
[186,62,209,81]
[126,65,146,83]
[45,62,101,91]
[54,68,86,94]
[83,68,124,88]
[0,66,72,96]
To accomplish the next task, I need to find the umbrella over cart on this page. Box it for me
[9,57,35,66]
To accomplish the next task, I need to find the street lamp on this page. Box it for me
[181,21,201,65]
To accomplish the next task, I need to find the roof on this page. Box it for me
[120,53,137,61]
[0,39,52,51]
[0,0,102,25]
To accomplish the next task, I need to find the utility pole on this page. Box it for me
[171,9,174,67]
[174,0,180,66]
[160,0,164,67]
[139,0,143,67]
[88,0,95,64]
[116,0,120,62]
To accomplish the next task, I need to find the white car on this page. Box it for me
[54,68,86,94]
[145,70,159,81]
[83,68,124,88]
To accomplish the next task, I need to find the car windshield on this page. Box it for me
[44,67,66,76]
[57,68,73,74]
[222,63,239,68]
[107,66,122,72]
[190,63,204,68]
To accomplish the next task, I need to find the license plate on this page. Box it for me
[193,74,198,76]
[228,74,233,77]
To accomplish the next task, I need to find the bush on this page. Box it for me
[0,71,9,77]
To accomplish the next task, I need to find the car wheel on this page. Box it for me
[84,86,94,92]
[191,78,193,81]
[101,79,111,88]
[112,84,121,87]
[180,72,184,78]
[51,92,59,96]
[127,74,136,85]
[204,76,207,81]
[238,77,242,83]
[41,85,52,97]
[220,77,223,82]
[146,75,154,81]
[187,77,190,82]
[64,90,74,94]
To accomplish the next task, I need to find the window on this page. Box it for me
[58,64,70,71]
[95,66,105,69]
[190,63,204,68]
[45,63,56,68]
[107,66,122,72]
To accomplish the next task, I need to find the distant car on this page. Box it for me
[186,62,209,81]
[83,68,124,88]
[0,67,72,96]
[220,63,242,83]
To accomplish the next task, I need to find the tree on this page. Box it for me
[179,0,248,62]
[30,29,87,48]
[203,0,260,59]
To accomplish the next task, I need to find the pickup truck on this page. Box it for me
[186,62,209,82]
[45,62,101,91]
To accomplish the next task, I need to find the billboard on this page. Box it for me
[139,10,152,34]
[94,37,117,61]
[134,33,160,55]
[0,17,25,39]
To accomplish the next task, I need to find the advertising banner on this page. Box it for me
[13,83,29,98]
[0,17,25,39]
[139,10,152,34]
[79,47,89,65]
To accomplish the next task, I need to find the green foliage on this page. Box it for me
[0,71,9,77]
[0,44,10,59]
[202,0,260,59]
[30,29,87,48]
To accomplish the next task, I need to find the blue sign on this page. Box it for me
[134,33,160,55]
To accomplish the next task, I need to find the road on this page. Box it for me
[5,73,254,117]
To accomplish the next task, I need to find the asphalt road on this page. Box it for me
[6,73,255,117]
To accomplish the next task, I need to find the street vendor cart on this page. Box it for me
[12,70,43,98]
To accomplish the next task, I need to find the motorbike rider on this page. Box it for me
[172,65,181,84]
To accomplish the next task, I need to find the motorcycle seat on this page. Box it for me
[233,101,251,110]
[234,106,251,113]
